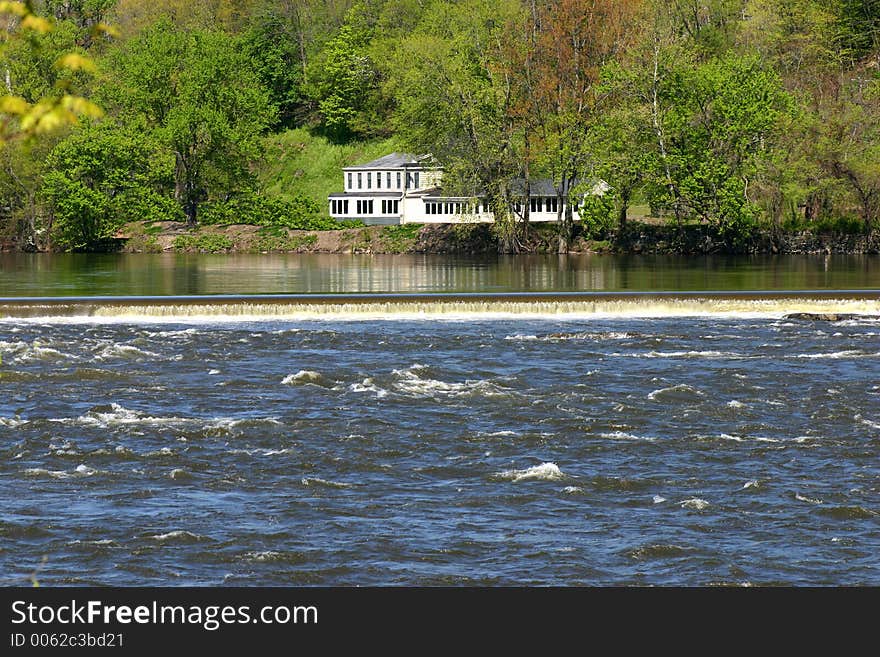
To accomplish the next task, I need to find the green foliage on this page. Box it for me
[578,194,616,239]
[172,232,234,253]
[653,55,794,236]
[306,22,382,141]
[378,223,422,253]
[242,7,305,128]
[6,0,880,255]
[258,126,399,206]
[783,213,865,235]
[198,192,361,230]
[42,121,177,250]
[102,20,275,223]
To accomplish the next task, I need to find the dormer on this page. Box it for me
[342,152,442,193]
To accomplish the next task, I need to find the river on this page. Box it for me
[0,253,878,585]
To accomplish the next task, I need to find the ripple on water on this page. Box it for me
[816,506,878,520]
[626,544,694,560]
[647,384,704,402]
[495,462,565,482]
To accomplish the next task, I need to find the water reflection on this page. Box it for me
[0,252,878,296]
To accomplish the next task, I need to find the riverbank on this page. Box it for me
[4,220,879,255]
[124,221,880,256]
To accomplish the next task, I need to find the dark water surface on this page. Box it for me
[1,312,878,585]
[2,252,880,295]
[1,253,879,585]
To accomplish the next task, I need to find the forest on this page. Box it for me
[0,0,878,253]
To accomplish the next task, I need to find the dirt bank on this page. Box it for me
[18,220,880,255]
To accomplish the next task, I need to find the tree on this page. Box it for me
[42,121,177,250]
[102,21,275,224]
[0,1,105,143]
[588,95,655,228]
[0,131,56,248]
[525,0,644,252]
[813,75,880,232]
[390,0,529,252]
[242,4,307,128]
[655,55,795,237]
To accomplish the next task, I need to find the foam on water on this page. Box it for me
[3,293,880,323]
[680,498,710,510]
[1,340,78,363]
[795,350,877,359]
[599,431,656,442]
[94,343,160,361]
[61,403,188,428]
[348,378,388,398]
[640,350,741,359]
[145,530,207,543]
[647,384,704,401]
[497,462,565,482]
[505,331,634,342]
[24,464,98,479]
[301,477,353,489]
[282,370,324,385]
[281,370,340,389]
[392,364,508,398]
[855,415,880,430]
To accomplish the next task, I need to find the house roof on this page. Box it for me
[419,178,603,199]
[328,192,405,198]
[344,152,428,170]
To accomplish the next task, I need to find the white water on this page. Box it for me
[2,296,880,322]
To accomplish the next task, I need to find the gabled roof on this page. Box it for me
[344,152,429,170]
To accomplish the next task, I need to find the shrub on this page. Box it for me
[173,233,234,253]
[199,192,363,230]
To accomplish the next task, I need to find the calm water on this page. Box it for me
[1,254,878,586]
[2,252,880,295]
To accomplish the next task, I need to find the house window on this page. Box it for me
[377,172,381,189]
[367,200,374,214]
[356,200,362,214]
[397,172,401,189]
[414,172,420,189]
[549,197,558,213]
[367,173,372,189]
[330,200,335,214]
[347,172,352,190]
[393,200,399,214]
[358,172,362,189]
[387,172,391,188]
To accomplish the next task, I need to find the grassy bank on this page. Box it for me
[258,128,399,206]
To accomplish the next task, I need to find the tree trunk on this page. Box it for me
[557,174,571,254]
[174,152,198,226]
[618,189,630,228]
[493,184,518,254]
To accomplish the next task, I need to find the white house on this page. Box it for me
[328,152,601,225]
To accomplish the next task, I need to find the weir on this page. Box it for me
[1,291,880,321]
